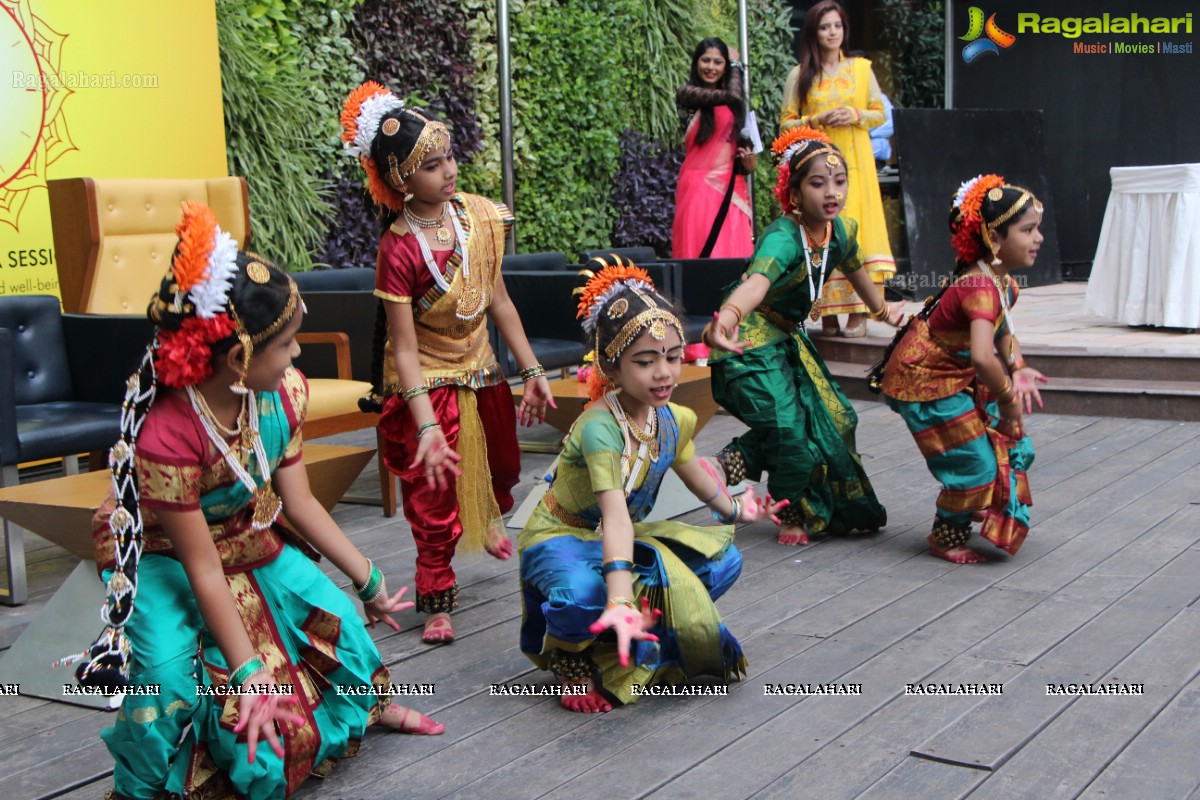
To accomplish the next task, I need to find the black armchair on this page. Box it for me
[578,246,660,265]
[500,270,589,375]
[0,296,147,604]
[676,257,750,343]
[503,252,571,271]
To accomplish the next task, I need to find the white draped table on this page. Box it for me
[1086,163,1200,330]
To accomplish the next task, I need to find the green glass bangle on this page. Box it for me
[355,563,384,602]
[230,656,266,688]
[416,421,441,439]
[600,559,635,577]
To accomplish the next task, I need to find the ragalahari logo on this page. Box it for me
[960,7,1016,62]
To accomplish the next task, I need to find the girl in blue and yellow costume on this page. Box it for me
[71,203,442,800]
[519,264,785,713]
[875,175,1048,563]
[702,128,904,547]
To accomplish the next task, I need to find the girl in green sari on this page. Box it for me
[702,127,904,546]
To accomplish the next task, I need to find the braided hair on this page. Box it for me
[68,205,298,689]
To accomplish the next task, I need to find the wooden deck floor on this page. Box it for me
[5,402,1200,800]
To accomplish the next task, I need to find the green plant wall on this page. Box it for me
[216,0,363,272]
[215,0,828,263]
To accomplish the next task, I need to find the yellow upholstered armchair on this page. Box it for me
[48,177,252,314]
[45,177,394,515]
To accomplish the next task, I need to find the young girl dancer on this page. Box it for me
[73,203,441,800]
[876,175,1047,563]
[518,265,784,713]
[341,81,554,644]
[703,127,904,546]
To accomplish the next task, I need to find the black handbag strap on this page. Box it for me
[699,168,739,259]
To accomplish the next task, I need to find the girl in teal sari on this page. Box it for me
[702,127,904,546]
[875,175,1048,563]
[73,204,441,800]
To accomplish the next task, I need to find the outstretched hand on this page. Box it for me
[233,672,306,764]
[518,375,558,427]
[737,486,791,526]
[1012,366,1048,414]
[365,583,414,631]
[702,312,751,355]
[588,597,661,668]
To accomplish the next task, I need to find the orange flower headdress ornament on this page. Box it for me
[949,174,1041,264]
[341,81,450,212]
[151,202,239,388]
[574,258,686,400]
[341,81,410,211]
[771,126,836,213]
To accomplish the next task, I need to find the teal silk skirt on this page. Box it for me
[886,391,1035,554]
[102,544,389,800]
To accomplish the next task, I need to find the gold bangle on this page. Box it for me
[719,302,745,325]
[870,301,891,321]
[605,596,637,610]
[403,385,430,402]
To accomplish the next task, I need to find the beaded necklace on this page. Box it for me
[976,260,1017,339]
[186,386,281,530]
[405,201,483,321]
[604,390,658,495]
[404,202,452,245]
[800,220,832,321]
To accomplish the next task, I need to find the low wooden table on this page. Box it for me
[0,443,374,561]
[0,443,375,708]
[512,364,718,435]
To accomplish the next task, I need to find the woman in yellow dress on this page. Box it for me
[781,0,895,337]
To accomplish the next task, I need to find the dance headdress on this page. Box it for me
[771,126,838,213]
[341,81,449,211]
[949,174,1042,264]
[574,258,685,400]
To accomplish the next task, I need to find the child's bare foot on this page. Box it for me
[777,524,810,546]
[422,612,455,643]
[928,535,987,564]
[381,703,445,734]
[560,679,611,713]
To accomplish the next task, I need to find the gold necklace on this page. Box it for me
[191,388,245,439]
[404,203,452,245]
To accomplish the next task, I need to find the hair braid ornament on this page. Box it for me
[58,347,158,689]
[574,258,685,401]
[771,126,833,213]
[341,81,409,211]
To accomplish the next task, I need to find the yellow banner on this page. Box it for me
[0,0,225,298]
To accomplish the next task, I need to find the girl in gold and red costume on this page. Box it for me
[341,82,554,643]
[874,175,1049,563]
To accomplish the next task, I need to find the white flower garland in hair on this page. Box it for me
[188,227,239,319]
[580,279,655,336]
[346,92,407,158]
[780,142,806,165]
[953,175,985,210]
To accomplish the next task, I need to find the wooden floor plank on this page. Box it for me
[967,605,1200,799]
